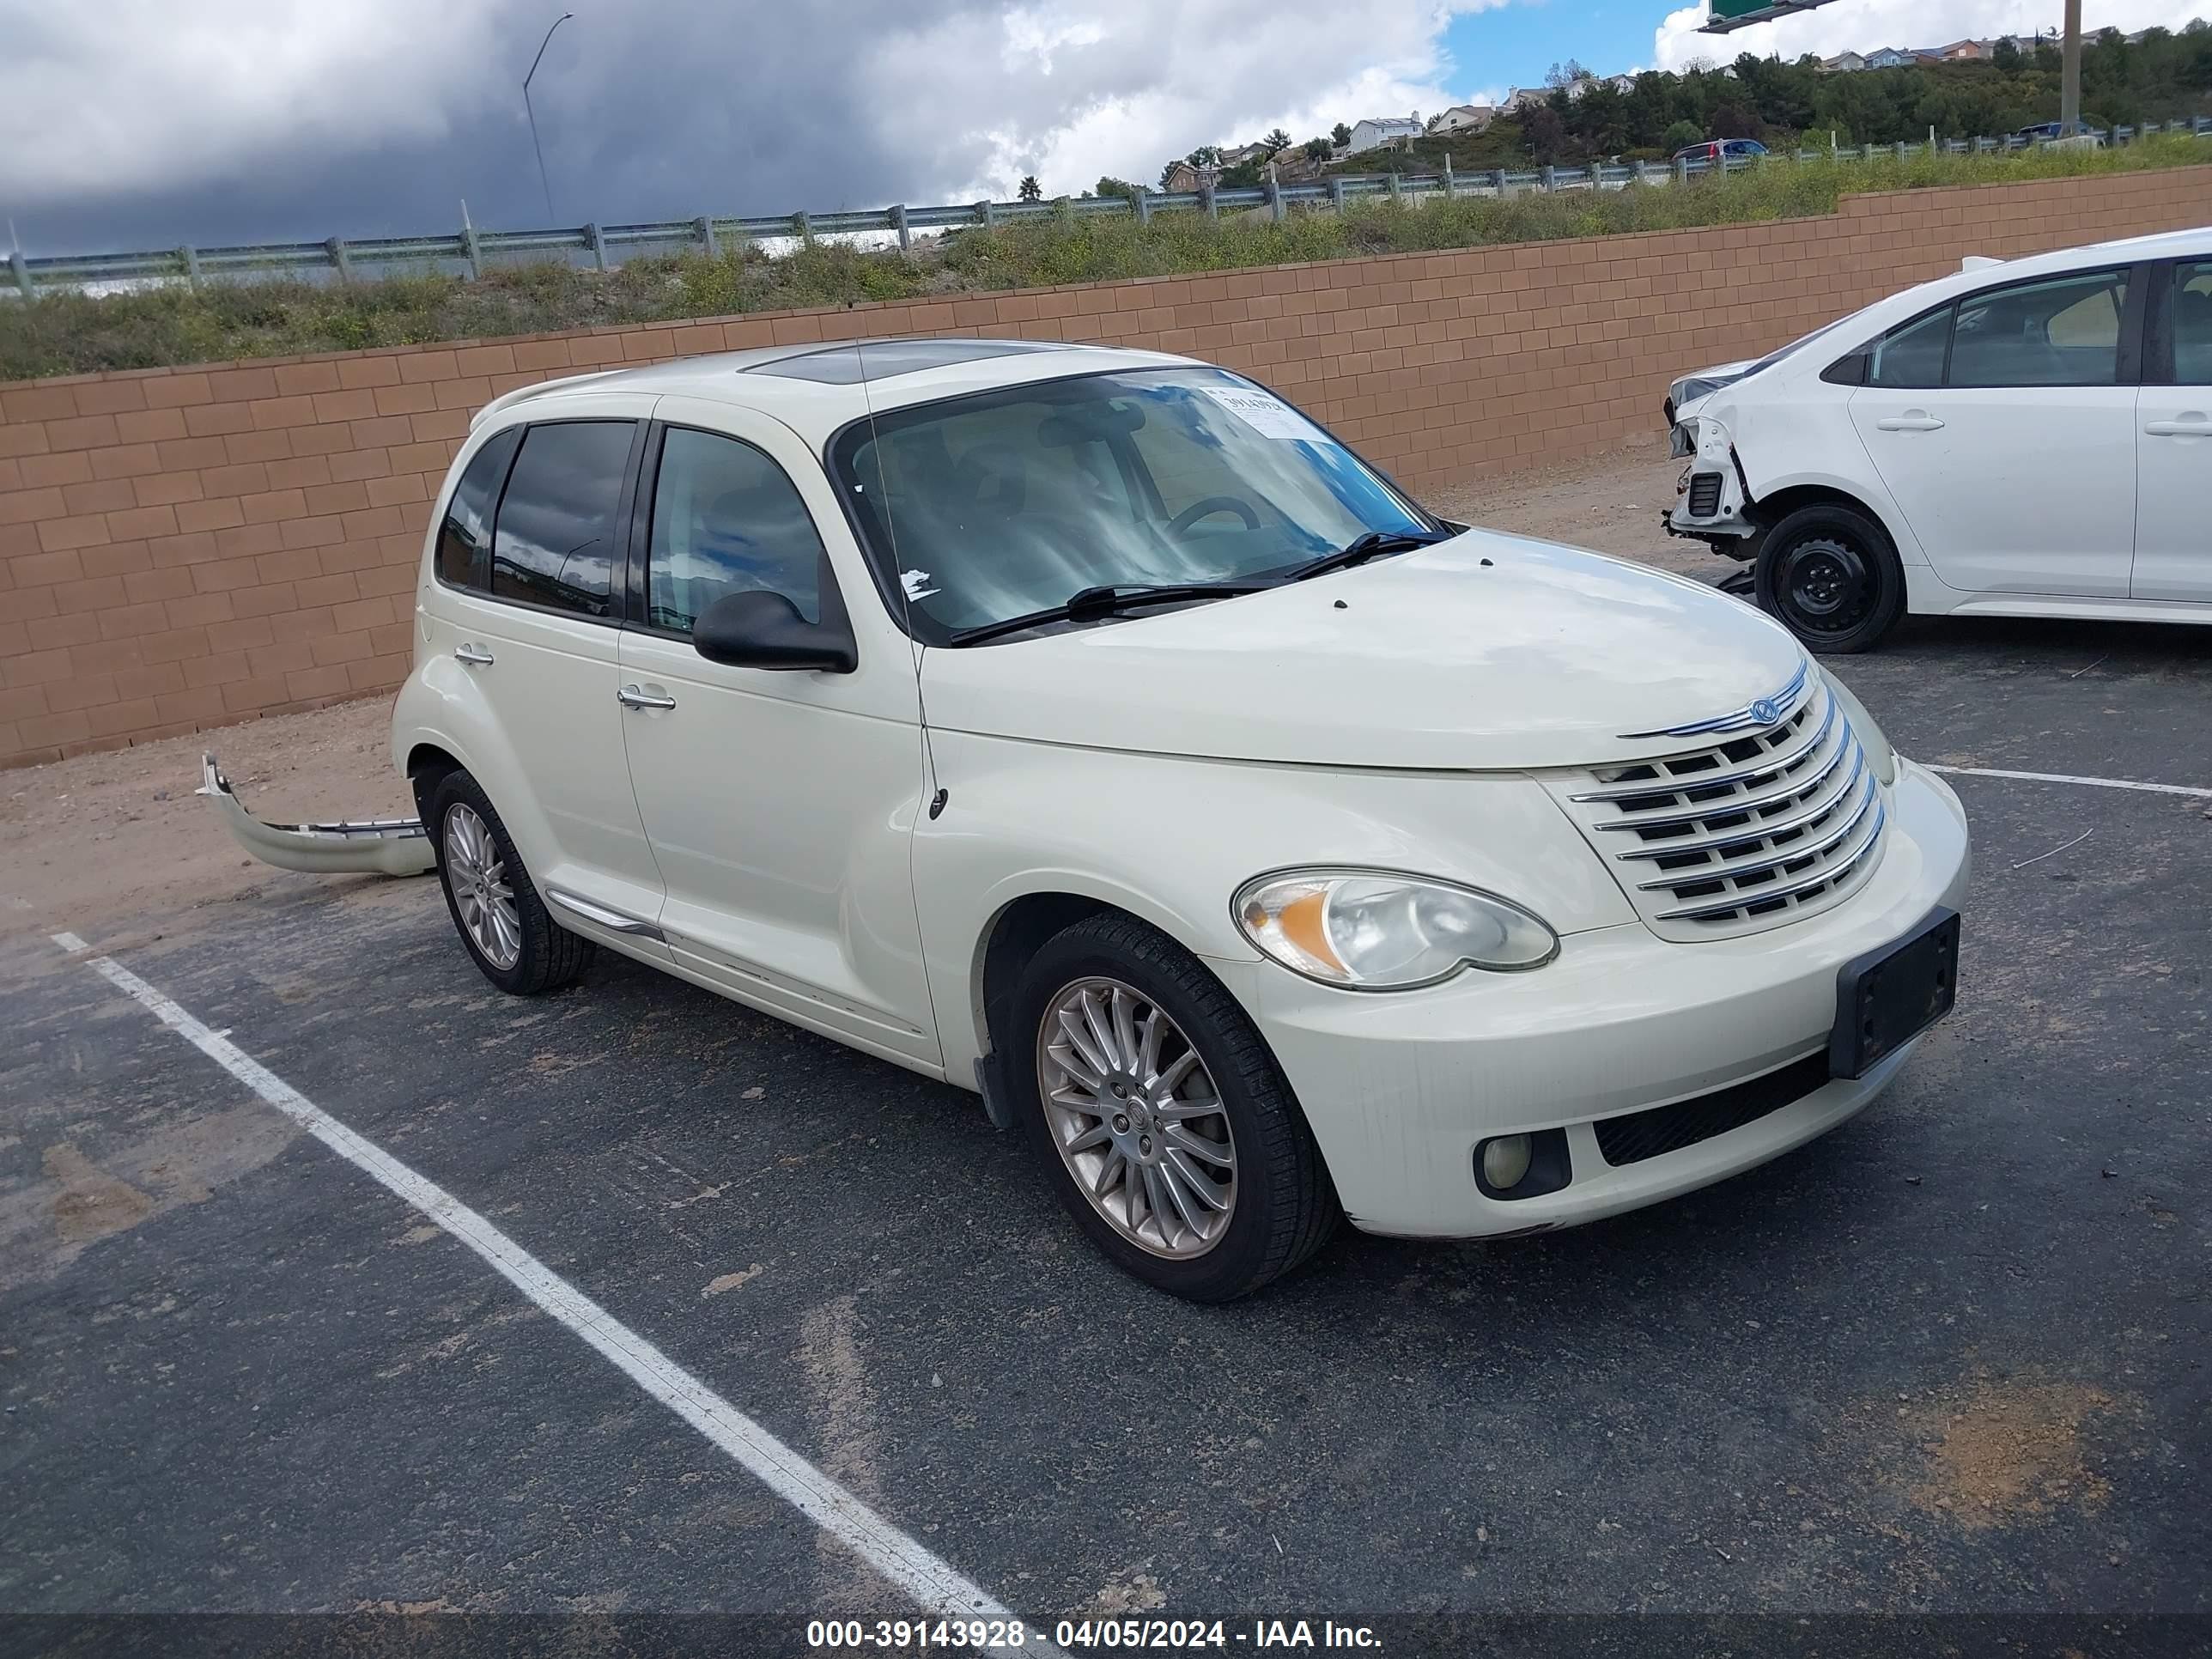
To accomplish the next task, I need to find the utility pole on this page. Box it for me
[2059,0,2082,136]
[524,12,574,222]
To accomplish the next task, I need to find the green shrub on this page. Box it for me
[2,137,2205,380]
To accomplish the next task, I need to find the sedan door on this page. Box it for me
[1847,265,2140,597]
[615,398,940,1072]
[2132,258,2212,601]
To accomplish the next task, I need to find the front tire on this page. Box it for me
[428,770,593,996]
[1009,914,1338,1301]
[1754,502,1906,654]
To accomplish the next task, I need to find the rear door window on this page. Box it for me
[489,421,635,619]
[435,428,520,590]
[1948,269,2128,387]
[2171,260,2212,385]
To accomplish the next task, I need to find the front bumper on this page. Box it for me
[1242,761,1971,1237]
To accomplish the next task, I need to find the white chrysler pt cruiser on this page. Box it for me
[387,338,1971,1299]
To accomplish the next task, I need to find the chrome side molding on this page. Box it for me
[543,886,665,941]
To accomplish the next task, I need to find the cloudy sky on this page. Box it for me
[2,0,2206,255]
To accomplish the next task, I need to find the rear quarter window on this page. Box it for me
[435,428,520,590]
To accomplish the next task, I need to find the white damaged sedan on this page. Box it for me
[226,337,1969,1298]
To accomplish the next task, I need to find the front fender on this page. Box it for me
[914,729,1636,1079]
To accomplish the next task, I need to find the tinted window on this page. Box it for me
[2172,261,2212,386]
[1868,307,1952,388]
[1949,269,2126,387]
[489,422,633,618]
[647,428,826,631]
[436,428,519,590]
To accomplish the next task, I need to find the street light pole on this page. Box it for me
[2059,0,2082,137]
[523,12,574,223]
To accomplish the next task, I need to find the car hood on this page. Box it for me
[920,531,1808,770]
[1668,359,1754,416]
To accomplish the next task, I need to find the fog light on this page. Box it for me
[1480,1134,1534,1192]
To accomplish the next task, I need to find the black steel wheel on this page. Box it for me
[1753,502,1906,654]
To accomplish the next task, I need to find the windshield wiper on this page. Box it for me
[1284,529,1449,583]
[943,581,1270,647]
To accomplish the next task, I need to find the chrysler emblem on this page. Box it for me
[1620,662,1810,741]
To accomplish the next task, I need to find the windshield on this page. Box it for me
[830,368,1439,644]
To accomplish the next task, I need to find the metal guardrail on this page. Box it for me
[9,118,2209,298]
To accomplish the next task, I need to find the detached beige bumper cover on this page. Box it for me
[200,753,437,877]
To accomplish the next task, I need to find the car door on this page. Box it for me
[2132,257,2212,601]
[1847,264,2142,597]
[429,398,671,951]
[615,397,939,1071]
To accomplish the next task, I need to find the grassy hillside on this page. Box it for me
[3,136,2206,382]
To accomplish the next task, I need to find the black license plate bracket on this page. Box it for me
[1829,908,1960,1079]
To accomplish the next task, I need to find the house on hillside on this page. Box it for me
[1342,116,1423,155]
[1498,87,1548,113]
[1819,51,1866,72]
[1428,103,1496,135]
[1159,161,1215,193]
[1604,74,1638,94]
[1864,46,1919,68]
[1937,39,1990,61]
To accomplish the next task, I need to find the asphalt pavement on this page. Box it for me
[2,610,2207,1659]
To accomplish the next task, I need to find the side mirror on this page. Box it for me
[693,589,857,673]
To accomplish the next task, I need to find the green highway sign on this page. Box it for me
[1701,0,1838,33]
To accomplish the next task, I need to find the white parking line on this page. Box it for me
[49,931,1056,1655]
[1924,764,2212,800]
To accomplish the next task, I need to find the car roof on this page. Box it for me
[471,337,1207,447]
[1748,223,2212,382]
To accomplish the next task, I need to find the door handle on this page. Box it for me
[453,644,495,665]
[1875,413,1946,432]
[617,684,678,710]
[2142,416,2209,436]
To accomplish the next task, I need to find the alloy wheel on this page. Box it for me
[1036,977,1237,1260]
[444,802,520,970]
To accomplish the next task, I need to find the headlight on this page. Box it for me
[1232,868,1559,990]
[1823,672,1898,787]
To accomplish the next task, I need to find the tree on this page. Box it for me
[1018,175,1042,201]
[1992,36,2022,72]
[1093,176,1141,203]
[1547,58,1591,88]
[1662,118,1704,152]
[1187,144,1223,167]
[1332,121,1352,147]
[1522,104,1570,162]
[1263,126,1292,153]
[1304,136,1332,161]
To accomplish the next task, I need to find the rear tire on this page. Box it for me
[428,769,594,996]
[1754,502,1906,654]
[1008,913,1338,1302]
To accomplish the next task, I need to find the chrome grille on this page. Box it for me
[1547,675,1888,939]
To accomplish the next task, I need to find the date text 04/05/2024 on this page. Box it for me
[804,1618,1382,1649]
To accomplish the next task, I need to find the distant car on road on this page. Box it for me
[1672,138,1768,168]
[1665,227,2212,652]
[2012,121,2106,146]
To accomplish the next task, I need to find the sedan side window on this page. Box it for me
[1867,307,1952,389]
[2172,261,2212,385]
[489,421,634,619]
[647,428,826,633]
[1948,269,2128,388]
[435,428,520,590]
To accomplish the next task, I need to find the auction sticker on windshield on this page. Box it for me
[1200,384,1327,441]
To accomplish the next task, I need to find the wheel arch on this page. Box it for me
[1742,476,1922,566]
[403,741,466,821]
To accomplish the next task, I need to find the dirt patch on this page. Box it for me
[1429,434,1714,580]
[0,695,411,944]
[42,1143,154,1246]
[1900,1377,2119,1530]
